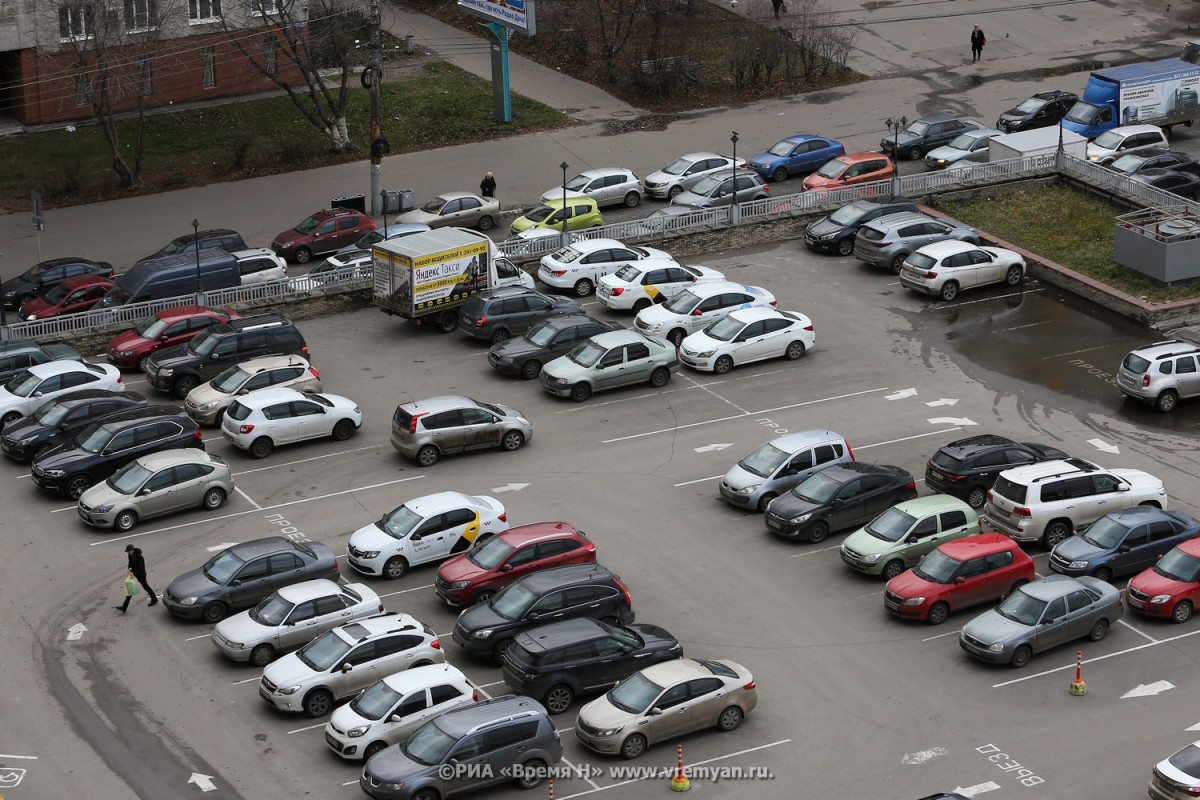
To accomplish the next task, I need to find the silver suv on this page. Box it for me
[540,167,643,208]
[853,212,979,273]
[1117,333,1200,412]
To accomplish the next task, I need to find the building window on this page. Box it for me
[263,37,277,77]
[201,47,215,87]
[251,0,279,16]
[124,0,159,30]
[140,57,152,95]
[188,0,221,22]
[59,6,95,41]
[74,63,89,106]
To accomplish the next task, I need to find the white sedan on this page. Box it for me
[538,238,675,297]
[0,360,123,427]
[633,282,776,346]
[643,152,747,199]
[597,264,725,312]
[221,387,361,458]
[898,240,1026,302]
[679,308,814,374]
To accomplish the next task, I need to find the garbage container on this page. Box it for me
[389,189,414,213]
[331,194,366,213]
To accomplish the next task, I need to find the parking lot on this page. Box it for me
[6,234,1200,800]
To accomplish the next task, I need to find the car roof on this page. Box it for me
[889,494,973,515]
[515,618,607,653]
[1020,575,1084,600]
[837,152,888,164]
[228,536,309,559]
[538,315,610,331]
[576,167,635,178]
[433,695,545,736]
[399,395,480,414]
[937,434,1019,456]
[538,197,599,210]
[382,663,468,693]
[1001,457,1098,483]
[958,128,1003,140]
[675,152,724,161]
[586,329,663,349]
[778,134,827,144]
[230,247,279,260]
[331,611,424,642]
[679,280,763,298]
[435,191,487,202]
[134,449,218,470]
[276,579,344,603]
[720,306,793,325]
[637,657,727,683]
[24,360,102,378]
[153,305,228,322]
[914,239,980,257]
[31,257,106,269]
[1031,90,1077,100]
[768,429,847,452]
[864,211,936,230]
[475,286,540,300]
[56,275,113,289]
[937,533,1020,560]
[496,522,584,546]
[515,563,615,592]
[1107,124,1165,136]
[97,405,189,429]
[232,387,311,406]
[230,355,311,373]
[916,114,960,123]
[821,462,905,481]
[54,389,140,407]
[1126,339,1200,361]
[401,491,482,514]
[565,239,626,252]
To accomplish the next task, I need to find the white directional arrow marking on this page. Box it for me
[886,388,918,400]
[66,623,87,641]
[1088,438,1120,454]
[492,483,530,493]
[188,773,217,792]
[694,443,733,453]
[1186,721,1200,731]
[901,746,947,765]
[206,542,240,552]
[927,417,977,426]
[1123,680,1175,698]
[925,398,959,407]
[953,782,1001,798]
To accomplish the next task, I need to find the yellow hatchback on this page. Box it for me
[510,197,604,236]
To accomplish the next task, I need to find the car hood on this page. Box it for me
[0,386,26,411]
[78,480,126,509]
[962,609,1030,644]
[457,599,510,633]
[491,337,544,360]
[679,329,723,352]
[214,609,274,643]
[721,462,764,491]
[262,650,320,687]
[396,209,441,226]
[1130,568,1193,599]
[541,354,585,381]
[32,440,98,471]
[765,492,823,518]
[314,394,360,414]
[802,173,845,190]
[1110,468,1164,493]
[187,381,232,407]
[997,110,1030,124]
[349,521,398,552]
[890,130,923,147]
[805,217,849,238]
[748,153,780,168]
[20,297,57,316]
[885,568,939,599]
[670,191,713,207]
[165,567,223,602]
[578,695,635,731]
[2,414,53,442]
[627,623,680,652]
[436,552,482,583]
[539,188,589,205]
[109,330,153,351]
[364,744,429,783]
[146,343,195,369]
[926,144,970,161]
[1052,535,1112,562]
[635,304,684,328]
[1,275,30,293]
[643,169,677,184]
[842,527,900,557]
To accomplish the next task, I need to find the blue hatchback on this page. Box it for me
[1048,506,1200,582]
[748,134,845,182]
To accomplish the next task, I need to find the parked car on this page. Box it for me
[574,658,757,759]
[499,228,564,257]
[853,212,979,273]
[488,315,621,381]
[539,167,643,208]
[1117,337,1200,412]
[719,430,854,512]
[259,612,444,716]
[764,462,917,542]
[271,208,375,263]
[840,495,979,580]
[880,114,979,160]
[184,355,321,425]
[633,281,776,346]
[632,206,713,236]
[231,247,288,285]
[510,197,604,236]
[803,199,919,256]
[0,361,124,428]
[538,238,675,298]
[436,521,596,607]
[671,171,769,208]
[1148,739,1200,800]
[346,491,508,580]
[137,228,247,263]
[1132,167,1200,200]
[305,249,373,285]
[924,128,1003,169]
[457,286,582,343]
[644,152,746,199]
[898,240,1026,301]
[1108,150,1200,176]
[597,264,723,313]
[1,257,113,310]
[502,618,682,714]
[221,388,360,458]
[1048,507,1200,581]
[748,134,845,181]
[76,449,233,531]
[1086,124,1169,164]
[338,222,432,254]
[0,389,146,462]
[1127,537,1200,623]
[397,191,501,231]
[678,307,813,374]
[995,90,1078,133]
[211,579,383,666]
[17,275,113,321]
[959,574,1123,668]
[884,533,1037,625]
[801,152,895,193]
[0,339,82,384]
[925,434,1069,509]
[106,306,240,372]
[540,328,679,402]
[389,395,532,467]
[162,537,340,623]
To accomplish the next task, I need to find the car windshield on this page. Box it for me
[297,630,353,671]
[420,197,448,214]
[201,550,245,584]
[5,372,40,397]
[913,549,962,583]
[100,285,130,307]
[210,365,251,394]
[737,442,790,478]
[525,205,555,223]
[790,470,843,504]
[356,230,385,248]
[350,680,403,721]
[488,581,536,621]
[74,422,113,454]
[33,398,70,426]
[564,175,591,191]
[568,340,606,368]
[814,159,847,178]
[402,720,458,766]
[948,134,977,150]
[661,157,694,175]
[41,283,72,304]
[1155,548,1200,582]
[767,140,795,157]
[905,121,931,136]
[1013,98,1045,114]
[1081,517,1130,549]
[250,594,294,626]
[614,265,641,282]
[607,672,666,714]
[828,204,868,225]
[994,588,1047,626]
[702,315,745,342]
[133,316,169,338]
[662,290,701,313]
[524,321,559,347]
[906,252,936,270]
[1092,130,1124,150]
[188,329,218,357]
[154,238,189,257]
[293,215,322,235]
[688,176,722,196]
[106,461,154,495]
[17,263,51,282]
[377,504,421,539]
[865,507,917,542]
[468,536,516,570]
[1110,154,1144,174]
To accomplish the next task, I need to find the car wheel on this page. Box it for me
[717,705,744,732]
[757,493,777,513]
[1009,644,1032,669]
[620,733,648,760]
[491,637,514,664]
[383,556,409,580]
[202,487,226,510]
[965,486,988,509]
[569,383,592,402]
[201,601,228,623]
[544,684,574,715]
[772,166,789,182]
[649,367,671,388]
[473,589,496,605]
[1172,600,1193,624]
[331,419,355,442]
[214,408,226,426]
[623,191,641,208]
[574,278,595,297]
[477,215,495,231]
[113,510,138,532]
[520,360,542,381]
[173,375,199,399]
[1,411,22,427]
[882,560,905,581]
[1093,566,1113,583]
[249,437,274,459]
[907,145,922,160]
[293,247,313,264]
[250,643,276,667]
[490,327,511,345]
[668,328,686,347]
[1089,619,1110,642]
[926,601,950,626]
[808,521,830,544]
[784,341,806,360]
[410,791,438,800]
[632,299,652,313]
[515,759,547,789]
[501,430,525,452]
[1156,390,1180,413]
[668,185,683,199]
[363,741,388,760]
[713,355,734,375]
[1005,265,1023,286]
[137,354,153,372]
[939,281,960,302]
[303,689,334,718]
[836,237,854,256]
[65,474,93,500]
[890,252,909,274]
[416,445,440,467]
[1041,520,1071,549]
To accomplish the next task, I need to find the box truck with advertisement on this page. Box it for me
[372,227,534,332]
[987,127,1088,163]
[1062,58,1200,139]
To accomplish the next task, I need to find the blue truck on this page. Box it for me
[1062,58,1200,139]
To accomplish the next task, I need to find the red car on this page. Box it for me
[884,533,1035,625]
[106,305,240,371]
[270,208,375,264]
[800,152,895,195]
[18,275,114,321]
[1127,537,1200,623]
[435,522,596,608]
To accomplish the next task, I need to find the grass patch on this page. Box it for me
[936,186,1200,305]
[0,61,570,212]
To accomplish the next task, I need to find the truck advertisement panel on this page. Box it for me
[373,241,488,317]
[1118,69,1200,126]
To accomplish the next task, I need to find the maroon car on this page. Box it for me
[270,208,375,264]
[106,305,240,371]
[18,275,114,321]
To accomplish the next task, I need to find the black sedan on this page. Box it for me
[1108,150,1200,177]
[1,389,147,462]
[803,199,918,256]
[764,462,917,542]
[0,257,113,310]
[488,314,621,380]
[925,434,1069,509]
[1132,168,1200,200]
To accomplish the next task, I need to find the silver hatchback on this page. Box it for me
[1117,334,1200,412]
[390,395,533,467]
[853,212,979,273]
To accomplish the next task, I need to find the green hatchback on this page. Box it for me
[840,495,979,580]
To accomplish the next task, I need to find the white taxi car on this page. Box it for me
[633,282,776,346]
[679,307,814,374]
[597,264,724,312]
[538,239,675,297]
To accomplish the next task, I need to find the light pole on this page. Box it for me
[560,161,569,247]
[885,116,907,198]
[730,131,739,224]
[191,219,203,298]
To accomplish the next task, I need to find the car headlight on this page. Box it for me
[860,553,881,563]
[280,240,295,248]
[160,368,175,377]
[1088,155,1102,162]
[901,597,925,606]
[987,642,1005,653]
[42,469,65,477]
[789,513,812,524]
[818,231,838,240]
[646,321,664,332]
[472,629,493,639]
[347,725,369,738]
[200,401,219,411]
[546,375,567,386]
[117,349,134,357]
[737,485,760,495]
[91,504,115,513]
[1151,594,1172,604]
[445,580,470,590]
[277,685,301,696]
[224,640,244,649]
[1068,560,1089,569]
[693,349,716,358]
[498,356,514,364]
[179,596,199,606]
[18,436,38,446]
[932,158,946,165]
[356,550,380,559]
[377,783,403,792]
[25,314,37,320]
[593,726,623,737]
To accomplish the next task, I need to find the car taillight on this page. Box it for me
[193,431,203,440]
[804,324,813,331]
[585,544,596,552]
[431,639,441,649]
[761,184,769,191]
[239,424,255,434]
[301,344,309,355]
[769,300,777,306]
[610,287,624,296]
[472,689,479,701]
[743,680,756,690]
[475,316,487,328]
[846,443,855,461]
[332,561,339,571]
[410,412,427,434]
[376,604,384,612]
[309,368,320,379]
[615,577,632,606]
[117,375,123,383]
[1143,374,1151,387]
[923,271,938,279]
[862,239,886,247]
[368,220,376,230]
[550,269,567,277]
[1013,506,1031,518]
[498,512,507,522]
[904,481,916,490]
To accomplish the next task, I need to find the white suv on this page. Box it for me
[1117,335,1200,412]
[633,281,776,346]
[983,458,1167,548]
[260,612,444,717]
[233,248,288,286]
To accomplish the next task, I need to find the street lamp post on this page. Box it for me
[885,116,907,198]
[191,219,203,299]
[560,161,569,247]
[730,131,739,224]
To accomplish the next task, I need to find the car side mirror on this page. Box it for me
[139,488,152,496]
[500,564,513,572]
[1118,545,1131,553]
[160,334,171,341]
[831,499,844,507]
[906,536,918,543]
[649,707,663,716]
[33,391,43,397]
[691,309,703,316]
[528,612,540,621]
[211,353,220,360]
[283,619,296,626]
[238,389,249,395]
[341,662,353,673]
[410,533,422,541]
[1117,484,1130,492]
[389,713,402,723]
[1041,617,1055,625]
[954,576,966,584]
[230,578,242,586]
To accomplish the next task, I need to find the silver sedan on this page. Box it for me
[397,191,501,232]
[77,449,233,532]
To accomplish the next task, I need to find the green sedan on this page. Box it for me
[840,495,979,580]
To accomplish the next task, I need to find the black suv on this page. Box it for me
[502,618,681,714]
[453,564,635,663]
[31,405,202,499]
[458,287,583,344]
[995,90,1078,133]
[137,229,247,264]
[804,199,920,256]
[925,435,1069,509]
[1,258,114,310]
[764,462,917,542]
[488,314,621,380]
[1,389,147,462]
[144,314,308,397]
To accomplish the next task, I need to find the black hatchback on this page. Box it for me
[1,389,147,462]
[31,405,203,499]
[995,90,1078,133]
[804,199,919,256]
[764,462,916,542]
[488,314,621,380]
[925,434,1069,510]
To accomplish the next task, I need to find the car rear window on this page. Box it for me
[1122,353,1151,374]
[227,401,252,421]
[859,226,885,242]
[930,451,965,473]
[991,475,1026,505]
[1170,745,1200,775]
[462,295,487,315]
[393,406,414,431]
[506,643,539,669]
[906,253,936,270]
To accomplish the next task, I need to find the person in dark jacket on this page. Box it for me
[971,26,986,62]
[480,172,497,198]
[125,544,157,606]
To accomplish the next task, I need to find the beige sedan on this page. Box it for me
[397,191,502,232]
[185,355,321,425]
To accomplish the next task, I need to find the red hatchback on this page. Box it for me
[435,522,596,608]
[271,208,375,264]
[106,305,240,371]
[884,533,1035,625]
[18,276,114,321]
[1127,537,1200,623]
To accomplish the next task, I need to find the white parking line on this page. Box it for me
[561,756,602,791]
[235,486,262,510]
[471,680,493,700]
[185,633,212,642]
[0,753,38,760]
[232,676,259,685]
[1045,345,1110,360]
[996,322,1048,332]
[377,584,434,598]
[1119,618,1159,643]
[992,627,1200,688]
[679,373,750,415]
[555,726,576,734]
[923,629,962,642]
[788,544,842,558]
[556,389,680,413]
[853,428,962,450]
[476,681,506,689]
[287,721,326,735]
[674,474,722,487]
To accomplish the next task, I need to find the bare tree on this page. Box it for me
[587,0,644,84]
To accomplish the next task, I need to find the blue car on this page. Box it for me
[748,134,845,182]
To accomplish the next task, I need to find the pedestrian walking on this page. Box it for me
[480,171,496,198]
[971,26,986,62]
[125,543,157,606]
[115,569,141,614]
